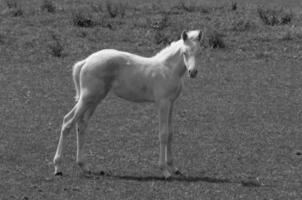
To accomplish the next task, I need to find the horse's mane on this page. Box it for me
[153,40,182,60]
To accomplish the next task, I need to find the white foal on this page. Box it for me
[53,30,203,179]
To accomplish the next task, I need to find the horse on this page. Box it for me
[53,30,203,179]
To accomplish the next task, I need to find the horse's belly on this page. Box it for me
[111,80,154,102]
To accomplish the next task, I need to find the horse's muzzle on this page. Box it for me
[189,69,198,78]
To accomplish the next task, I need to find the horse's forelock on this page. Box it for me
[187,30,202,41]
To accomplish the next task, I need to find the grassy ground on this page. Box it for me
[1,0,302,199]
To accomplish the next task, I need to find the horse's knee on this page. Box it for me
[61,122,73,135]
[63,115,69,124]
[62,109,75,124]
[61,111,76,132]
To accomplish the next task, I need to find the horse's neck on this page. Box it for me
[153,41,186,78]
[164,51,186,78]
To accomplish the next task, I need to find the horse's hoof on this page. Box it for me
[163,171,172,180]
[54,172,63,176]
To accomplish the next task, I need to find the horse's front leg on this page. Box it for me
[166,102,181,175]
[158,99,172,179]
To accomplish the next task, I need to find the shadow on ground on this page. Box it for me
[79,171,263,187]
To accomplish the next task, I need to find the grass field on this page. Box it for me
[1,0,302,199]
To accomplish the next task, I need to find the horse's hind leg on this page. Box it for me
[53,105,78,175]
[53,100,91,175]
[75,101,98,173]
[74,82,109,173]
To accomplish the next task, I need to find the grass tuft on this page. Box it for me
[231,1,237,11]
[225,5,256,32]
[207,30,226,48]
[154,31,170,45]
[4,0,17,9]
[151,13,169,31]
[72,11,96,28]
[40,0,56,13]
[48,33,65,57]
[150,12,172,45]
[4,0,23,17]
[257,7,293,26]
[105,0,118,18]
[105,1,127,18]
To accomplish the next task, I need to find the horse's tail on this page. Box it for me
[72,60,85,102]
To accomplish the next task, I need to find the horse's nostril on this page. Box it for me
[189,69,198,78]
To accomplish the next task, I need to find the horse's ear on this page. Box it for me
[181,30,188,41]
[197,30,202,41]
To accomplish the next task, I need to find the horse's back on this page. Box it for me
[79,49,157,102]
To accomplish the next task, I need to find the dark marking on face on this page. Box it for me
[197,31,202,41]
[181,30,188,41]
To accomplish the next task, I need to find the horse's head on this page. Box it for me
[181,30,203,78]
